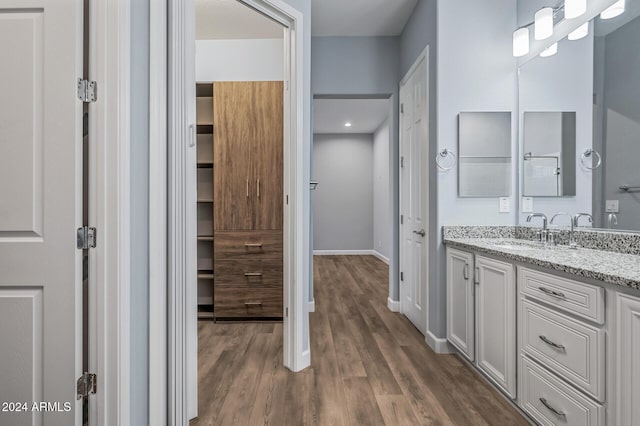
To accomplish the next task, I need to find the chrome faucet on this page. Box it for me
[527,213,548,243]
[608,213,618,229]
[573,213,593,228]
[550,212,578,249]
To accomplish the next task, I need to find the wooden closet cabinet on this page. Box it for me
[213,81,284,319]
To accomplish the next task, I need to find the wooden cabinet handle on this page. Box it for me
[246,178,249,198]
[257,178,261,198]
[245,302,263,306]
[244,272,263,277]
[244,243,263,248]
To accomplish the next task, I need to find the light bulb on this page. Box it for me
[540,43,558,57]
[568,22,589,40]
[601,0,625,19]
[344,122,352,127]
[565,0,587,19]
[513,28,530,57]
[535,8,554,40]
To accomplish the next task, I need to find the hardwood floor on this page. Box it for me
[191,255,528,425]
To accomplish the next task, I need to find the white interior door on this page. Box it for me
[0,1,83,425]
[399,52,429,335]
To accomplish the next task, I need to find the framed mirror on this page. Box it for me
[523,111,576,197]
[517,2,640,232]
[458,112,512,197]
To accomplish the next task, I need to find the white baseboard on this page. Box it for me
[308,299,315,313]
[387,298,401,312]
[313,249,376,256]
[372,250,390,265]
[426,331,454,354]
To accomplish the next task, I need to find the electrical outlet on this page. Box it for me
[606,200,619,213]
[522,197,534,213]
[499,197,511,213]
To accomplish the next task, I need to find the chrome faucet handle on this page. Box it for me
[550,212,570,225]
[573,213,593,227]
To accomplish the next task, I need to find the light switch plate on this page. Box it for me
[606,200,619,213]
[522,197,534,213]
[500,197,511,213]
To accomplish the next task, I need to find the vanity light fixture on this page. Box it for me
[568,21,589,40]
[565,0,587,19]
[344,122,352,127]
[513,27,530,57]
[601,0,625,19]
[540,42,558,57]
[535,7,554,40]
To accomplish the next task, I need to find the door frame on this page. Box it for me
[155,0,308,424]
[398,46,430,336]
[89,0,132,424]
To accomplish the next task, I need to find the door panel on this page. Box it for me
[252,81,284,231]
[0,1,82,425]
[446,248,475,360]
[214,82,254,230]
[400,56,428,334]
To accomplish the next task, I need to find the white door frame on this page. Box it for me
[398,46,430,336]
[89,0,132,424]
[155,0,308,423]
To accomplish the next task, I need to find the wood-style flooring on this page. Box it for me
[191,255,528,425]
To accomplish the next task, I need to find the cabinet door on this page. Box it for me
[475,256,516,398]
[447,248,475,361]
[251,81,284,230]
[616,293,640,425]
[214,82,254,230]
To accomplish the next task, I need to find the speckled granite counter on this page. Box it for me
[444,234,640,291]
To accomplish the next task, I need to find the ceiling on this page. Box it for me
[313,98,390,134]
[195,0,283,40]
[311,0,418,37]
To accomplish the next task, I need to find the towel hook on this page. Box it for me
[436,149,456,171]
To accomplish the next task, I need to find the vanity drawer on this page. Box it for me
[215,231,282,260]
[519,267,605,324]
[521,300,605,401]
[214,259,282,288]
[521,357,604,426]
[214,287,283,318]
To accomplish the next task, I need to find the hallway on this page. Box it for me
[192,255,527,425]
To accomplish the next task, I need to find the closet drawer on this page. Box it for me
[521,300,605,401]
[519,267,605,324]
[215,259,283,288]
[214,287,283,318]
[215,231,282,260]
[521,357,604,426]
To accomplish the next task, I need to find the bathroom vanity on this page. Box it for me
[444,226,640,425]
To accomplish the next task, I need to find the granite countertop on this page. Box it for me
[444,237,640,291]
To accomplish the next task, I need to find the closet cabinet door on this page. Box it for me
[252,81,284,230]
[446,248,475,361]
[475,255,516,399]
[214,82,254,231]
[616,293,640,425]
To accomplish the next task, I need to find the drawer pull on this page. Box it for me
[244,243,264,248]
[539,398,566,418]
[463,264,469,280]
[538,286,566,299]
[244,272,263,277]
[539,335,566,351]
[245,302,263,307]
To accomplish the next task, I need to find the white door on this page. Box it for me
[475,256,516,399]
[446,248,475,361]
[399,51,429,334]
[0,1,83,425]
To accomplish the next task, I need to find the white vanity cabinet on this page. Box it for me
[446,248,475,361]
[475,255,517,398]
[616,293,640,425]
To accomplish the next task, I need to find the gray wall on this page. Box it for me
[313,134,374,250]
[311,36,401,301]
[600,16,640,231]
[373,119,391,259]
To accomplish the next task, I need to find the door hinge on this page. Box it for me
[77,226,97,249]
[77,78,97,103]
[400,272,404,281]
[77,373,97,400]
[400,215,404,225]
[401,156,404,168]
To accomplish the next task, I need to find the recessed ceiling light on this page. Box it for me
[344,122,352,127]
